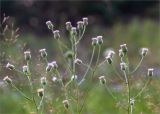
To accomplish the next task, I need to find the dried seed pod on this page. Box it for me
[66,21,72,31]
[41,77,47,86]
[97,36,103,45]
[120,62,127,71]
[23,65,29,74]
[71,27,77,36]
[74,58,82,65]
[120,44,128,54]
[105,55,112,64]
[77,21,84,30]
[99,76,106,84]
[62,100,69,109]
[148,68,154,77]
[39,48,47,58]
[141,48,148,57]
[92,38,98,46]
[82,17,88,26]
[46,63,53,72]
[53,30,60,39]
[37,88,44,97]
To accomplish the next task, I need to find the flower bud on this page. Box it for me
[37,88,44,97]
[46,21,53,30]
[6,63,15,70]
[105,55,113,64]
[71,27,77,36]
[97,36,103,45]
[74,58,82,65]
[119,49,124,57]
[141,48,148,57]
[39,48,47,58]
[64,51,74,59]
[77,21,84,30]
[71,75,77,81]
[23,65,29,74]
[148,68,153,77]
[46,63,53,72]
[82,17,88,26]
[24,51,31,61]
[53,30,60,39]
[92,38,98,46]
[62,100,69,109]
[99,76,106,84]
[51,61,58,69]
[120,62,127,71]
[120,44,128,54]
[41,77,47,86]
[66,21,72,31]
[3,76,12,84]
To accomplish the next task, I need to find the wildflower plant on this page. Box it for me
[2,16,154,114]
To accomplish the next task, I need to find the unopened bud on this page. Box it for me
[39,48,47,58]
[62,100,69,109]
[46,21,53,30]
[74,58,82,65]
[66,21,72,31]
[141,48,148,57]
[37,88,44,97]
[71,27,77,36]
[3,76,12,84]
[97,36,103,45]
[64,51,74,59]
[99,76,106,84]
[41,77,47,86]
[24,51,31,61]
[6,63,15,70]
[53,30,60,39]
[92,38,98,46]
[77,21,84,30]
[148,68,153,77]
[105,55,112,64]
[120,44,128,54]
[120,62,127,71]
[83,17,88,26]
[23,65,29,74]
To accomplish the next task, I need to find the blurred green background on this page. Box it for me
[0,1,160,114]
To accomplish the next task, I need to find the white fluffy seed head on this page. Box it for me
[77,21,84,30]
[71,27,77,36]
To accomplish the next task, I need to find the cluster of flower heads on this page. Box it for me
[98,44,154,84]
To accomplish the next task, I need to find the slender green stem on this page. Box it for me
[26,61,38,113]
[76,26,86,45]
[134,77,151,99]
[123,70,131,114]
[111,64,124,81]
[78,47,95,85]
[130,57,144,74]
[98,59,107,67]
[57,39,73,74]
[91,45,101,80]
[104,84,117,100]
[11,83,32,101]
